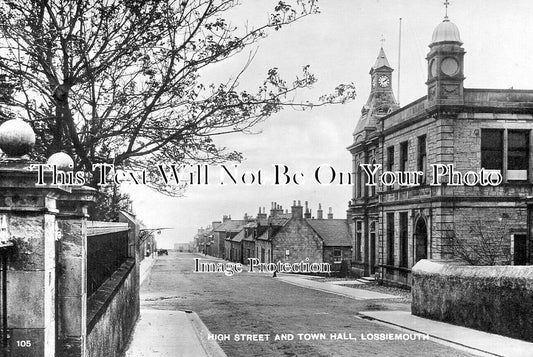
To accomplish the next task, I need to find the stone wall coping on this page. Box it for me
[86,258,135,333]
[87,221,130,236]
[412,259,533,279]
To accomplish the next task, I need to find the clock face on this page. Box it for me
[378,75,390,88]
[441,57,459,76]
[429,59,438,77]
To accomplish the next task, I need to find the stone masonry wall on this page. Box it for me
[272,219,323,264]
[412,260,533,341]
[86,260,138,357]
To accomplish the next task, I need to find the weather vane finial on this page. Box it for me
[443,0,450,19]
[380,34,386,47]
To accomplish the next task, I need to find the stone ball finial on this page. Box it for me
[0,119,36,157]
[47,152,74,171]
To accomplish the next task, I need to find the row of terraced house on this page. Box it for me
[194,201,352,270]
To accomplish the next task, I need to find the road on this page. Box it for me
[141,252,474,357]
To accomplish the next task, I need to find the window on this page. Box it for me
[399,212,408,268]
[481,129,503,171]
[508,130,529,180]
[418,135,427,182]
[387,147,394,190]
[369,221,377,273]
[356,164,364,198]
[386,213,395,265]
[481,129,530,180]
[387,146,395,171]
[356,221,363,261]
[333,249,342,263]
[400,141,408,172]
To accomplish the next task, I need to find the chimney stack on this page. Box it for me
[291,200,303,219]
[276,204,283,216]
[222,215,230,222]
[317,203,323,220]
[212,221,221,230]
[257,206,267,220]
[270,202,279,217]
[304,201,311,219]
[327,207,333,220]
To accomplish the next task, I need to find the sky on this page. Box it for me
[123,0,533,248]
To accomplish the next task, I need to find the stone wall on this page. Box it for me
[412,260,533,341]
[86,259,138,357]
[272,219,323,264]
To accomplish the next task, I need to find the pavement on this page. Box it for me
[125,309,226,357]
[275,274,400,300]
[126,257,533,357]
[125,254,227,357]
[139,254,157,285]
[358,311,533,357]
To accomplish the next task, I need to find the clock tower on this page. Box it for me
[368,47,397,116]
[353,47,398,139]
[426,15,465,106]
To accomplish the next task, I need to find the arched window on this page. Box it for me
[414,217,428,263]
[369,221,377,273]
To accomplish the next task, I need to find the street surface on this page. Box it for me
[141,252,474,357]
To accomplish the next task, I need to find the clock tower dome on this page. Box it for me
[426,15,465,106]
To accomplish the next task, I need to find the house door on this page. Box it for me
[414,217,428,263]
[514,234,527,265]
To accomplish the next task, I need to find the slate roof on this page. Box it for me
[231,229,245,243]
[372,47,392,70]
[213,220,246,233]
[256,230,270,241]
[242,232,255,242]
[306,219,352,247]
[268,216,290,226]
[256,221,289,241]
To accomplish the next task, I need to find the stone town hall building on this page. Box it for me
[347,15,533,287]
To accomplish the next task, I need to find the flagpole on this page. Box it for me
[397,17,402,106]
